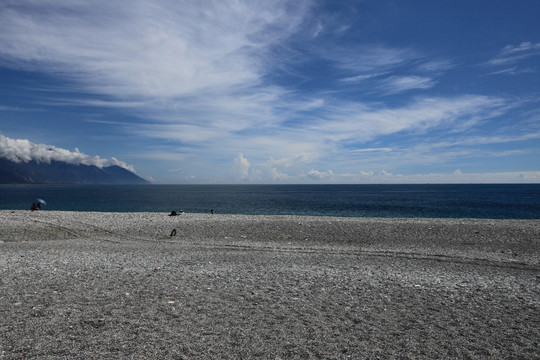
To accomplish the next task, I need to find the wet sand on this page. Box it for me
[1,210,539,359]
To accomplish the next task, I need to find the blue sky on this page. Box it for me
[0,0,539,184]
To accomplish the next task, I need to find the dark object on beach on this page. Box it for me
[210,209,214,214]
[30,202,39,211]
[169,211,177,216]
[170,229,177,237]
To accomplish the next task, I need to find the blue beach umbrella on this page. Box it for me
[36,198,47,205]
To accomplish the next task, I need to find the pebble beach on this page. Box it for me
[1,210,539,359]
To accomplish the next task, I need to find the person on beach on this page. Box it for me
[30,202,39,211]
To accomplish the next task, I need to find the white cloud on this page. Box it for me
[429,131,540,148]
[377,75,437,94]
[488,42,540,66]
[386,170,540,184]
[138,94,514,182]
[0,0,311,99]
[283,169,540,184]
[271,168,290,181]
[306,95,507,143]
[415,59,456,73]
[352,148,393,153]
[1,3,536,184]
[329,45,417,73]
[499,42,540,56]
[340,72,388,83]
[312,22,324,38]
[136,124,223,143]
[307,169,334,179]
[0,133,135,172]
[266,153,317,168]
[233,153,251,179]
[488,67,536,76]
[225,165,540,184]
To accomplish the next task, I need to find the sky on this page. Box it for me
[0,0,539,184]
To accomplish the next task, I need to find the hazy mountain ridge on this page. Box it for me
[0,158,149,184]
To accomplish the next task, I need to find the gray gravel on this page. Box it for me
[1,210,539,359]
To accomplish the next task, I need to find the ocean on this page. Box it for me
[1,184,539,219]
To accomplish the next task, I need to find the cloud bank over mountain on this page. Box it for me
[0,134,135,173]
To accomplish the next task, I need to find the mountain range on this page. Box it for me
[0,158,150,184]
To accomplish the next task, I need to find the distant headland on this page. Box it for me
[0,158,150,185]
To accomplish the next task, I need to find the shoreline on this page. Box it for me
[2,207,540,220]
[2,210,539,265]
[1,210,539,358]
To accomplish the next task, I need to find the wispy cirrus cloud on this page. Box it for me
[488,42,540,66]
[415,59,456,73]
[1,2,537,184]
[431,131,540,148]
[340,72,389,83]
[335,53,451,94]
[139,93,515,183]
[351,148,393,153]
[0,0,311,99]
[302,95,507,143]
[376,75,437,94]
[328,45,417,73]
[487,67,536,76]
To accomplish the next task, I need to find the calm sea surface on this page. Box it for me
[1,184,539,219]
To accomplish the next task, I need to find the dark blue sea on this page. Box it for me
[1,184,539,219]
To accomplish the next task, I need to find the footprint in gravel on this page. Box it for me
[83,319,106,328]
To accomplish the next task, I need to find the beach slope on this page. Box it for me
[1,211,539,359]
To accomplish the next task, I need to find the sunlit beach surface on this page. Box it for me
[1,210,539,358]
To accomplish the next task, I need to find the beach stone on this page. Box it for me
[0,210,538,358]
